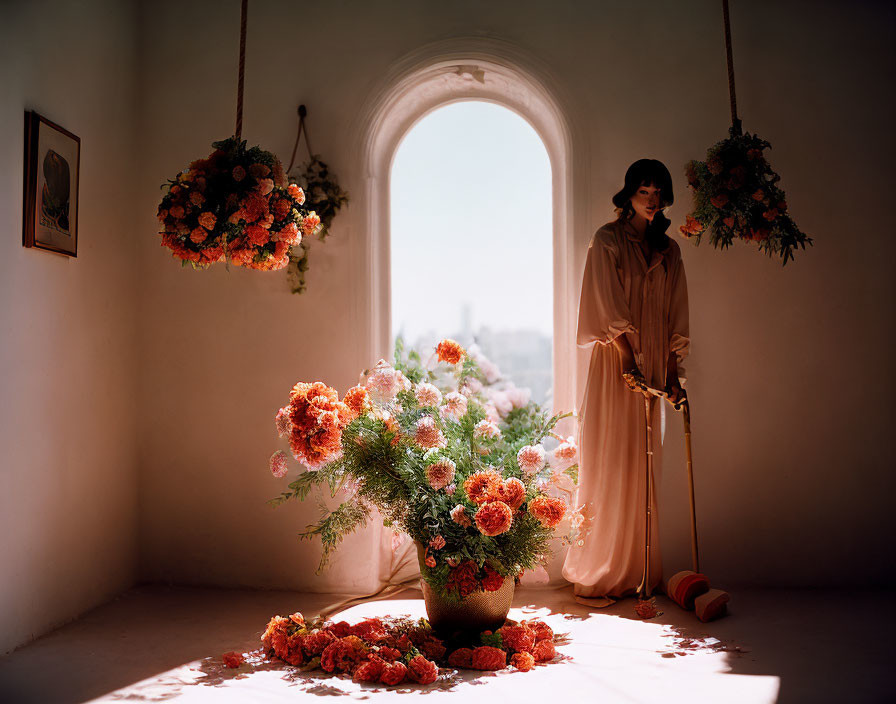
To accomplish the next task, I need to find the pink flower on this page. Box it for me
[414,416,446,449]
[550,437,578,472]
[275,406,291,437]
[505,385,531,409]
[270,450,288,478]
[474,419,501,440]
[440,392,468,420]
[429,535,446,550]
[257,178,274,196]
[425,458,456,490]
[517,445,546,475]
[198,212,217,231]
[414,383,442,408]
[424,554,436,568]
[445,483,456,496]
[450,504,471,528]
[288,183,305,204]
[365,360,409,404]
[487,390,513,418]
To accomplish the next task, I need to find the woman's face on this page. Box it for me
[629,183,663,222]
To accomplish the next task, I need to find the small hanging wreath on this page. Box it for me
[284,106,349,294]
[681,0,812,265]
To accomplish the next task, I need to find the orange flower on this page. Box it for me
[189,227,207,244]
[464,469,502,504]
[710,193,729,208]
[302,212,321,236]
[528,495,566,528]
[495,477,526,510]
[474,501,513,536]
[288,183,305,205]
[435,339,464,364]
[343,385,369,418]
[407,655,439,684]
[450,504,471,527]
[222,651,243,668]
[751,189,765,201]
[635,598,660,619]
[287,381,353,468]
[272,197,291,219]
[510,652,535,671]
[722,216,735,229]
[679,215,703,238]
[532,639,556,662]
[470,646,506,671]
[232,165,246,182]
[447,648,474,668]
[249,162,271,180]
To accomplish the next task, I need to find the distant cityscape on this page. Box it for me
[393,306,553,407]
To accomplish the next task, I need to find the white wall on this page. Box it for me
[0,0,140,654]
[134,0,895,591]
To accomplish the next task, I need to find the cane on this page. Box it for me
[635,393,656,600]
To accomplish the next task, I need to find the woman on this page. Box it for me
[562,159,689,603]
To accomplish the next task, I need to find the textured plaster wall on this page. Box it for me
[134,0,895,591]
[0,0,140,654]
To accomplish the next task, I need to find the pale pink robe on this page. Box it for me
[562,218,689,598]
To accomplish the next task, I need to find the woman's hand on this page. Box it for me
[665,382,687,408]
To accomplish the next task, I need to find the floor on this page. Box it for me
[0,585,891,703]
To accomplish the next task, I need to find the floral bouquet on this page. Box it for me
[681,130,812,265]
[157,137,321,270]
[269,338,579,600]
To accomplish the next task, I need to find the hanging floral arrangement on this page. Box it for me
[155,0,320,272]
[681,0,812,265]
[283,106,349,294]
[157,137,317,270]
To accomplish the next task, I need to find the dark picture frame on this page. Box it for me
[23,111,80,257]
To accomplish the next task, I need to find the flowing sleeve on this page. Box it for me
[667,245,690,384]
[576,228,637,348]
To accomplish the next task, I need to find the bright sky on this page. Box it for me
[390,101,553,344]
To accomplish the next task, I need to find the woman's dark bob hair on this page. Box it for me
[612,159,674,251]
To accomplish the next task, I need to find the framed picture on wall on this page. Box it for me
[23,110,80,257]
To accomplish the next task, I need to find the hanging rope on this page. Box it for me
[235,0,248,140]
[287,104,314,174]
[722,0,742,136]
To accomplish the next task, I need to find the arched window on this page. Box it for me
[390,101,553,404]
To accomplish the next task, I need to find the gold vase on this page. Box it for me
[416,543,514,635]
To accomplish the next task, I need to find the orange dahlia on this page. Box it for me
[510,651,535,671]
[495,477,526,511]
[435,339,464,365]
[343,385,370,418]
[463,469,502,505]
[470,646,506,671]
[287,381,353,468]
[474,501,513,536]
[528,495,566,528]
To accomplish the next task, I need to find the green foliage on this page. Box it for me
[480,631,504,648]
[299,498,370,572]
